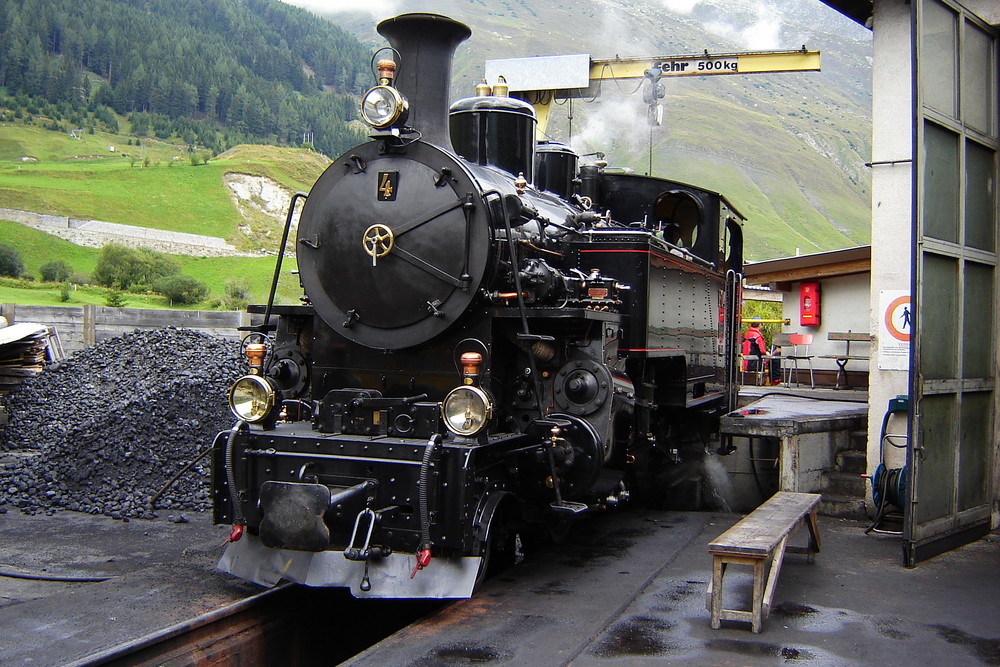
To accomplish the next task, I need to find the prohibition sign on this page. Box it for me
[884,295,911,342]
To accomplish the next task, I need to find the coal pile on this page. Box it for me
[0,328,242,519]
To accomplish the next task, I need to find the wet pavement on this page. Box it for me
[1,507,997,666]
[350,511,1000,666]
[0,508,228,610]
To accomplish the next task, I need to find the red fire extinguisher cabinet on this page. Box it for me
[800,282,820,326]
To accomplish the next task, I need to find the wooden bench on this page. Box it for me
[707,491,821,633]
[819,331,871,389]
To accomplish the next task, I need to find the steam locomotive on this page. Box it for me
[212,13,745,598]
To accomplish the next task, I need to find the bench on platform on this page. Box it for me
[819,331,871,389]
[706,491,821,633]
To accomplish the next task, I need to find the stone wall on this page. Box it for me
[0,304,261,354]
[0,207,256,258]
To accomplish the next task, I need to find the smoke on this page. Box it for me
[705,5,784,50]
[597,6,660,56]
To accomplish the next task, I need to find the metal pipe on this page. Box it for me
[263,191,308,328]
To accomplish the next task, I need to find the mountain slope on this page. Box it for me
[299,0,873,260]
[0,0,370,156]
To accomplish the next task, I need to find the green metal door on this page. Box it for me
[908,0,998,565]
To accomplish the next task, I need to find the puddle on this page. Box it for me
[871,615,910,640]
[657,581,699,602]
[773,602,820,618]
[588,615,678,657]
[421,643,508,664]
[531,581,571,596]
[932,624,1000,665]
[557,533,637,567]
[705,638,816,661]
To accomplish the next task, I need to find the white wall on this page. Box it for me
[781,273,872,371]
[867,0,914,478]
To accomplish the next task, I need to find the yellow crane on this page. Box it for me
[484,49,821,139]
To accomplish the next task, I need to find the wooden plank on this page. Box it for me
[745,257,871,286]
[827,332,872,341]
[0,368,41,377]
[761,534,789,620]
[0,304,256,356]
[0,323,49,345]
[95,307,243,328]
[708,492,821,556]
[751,558,765,632]
[6,305,84,325]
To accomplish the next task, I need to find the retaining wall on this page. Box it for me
[0,207,252,257]
[0,304,259,354]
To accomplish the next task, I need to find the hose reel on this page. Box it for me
[865,395,908,535]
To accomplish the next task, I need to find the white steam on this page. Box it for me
[660,0,701,15]
[705,5,784,50]
[569,97,649,159]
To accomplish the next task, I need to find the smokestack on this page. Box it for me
[376,13,471,150]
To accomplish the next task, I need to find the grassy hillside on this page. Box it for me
[0,258,303,309]
[0,122,321,309]
[0,219,303,308]
[0,124,330,246]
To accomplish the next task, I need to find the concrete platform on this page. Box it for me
[0,510,258,666]
[0,509,229,609]
[349,510,1000,666]
[722,393,868,497]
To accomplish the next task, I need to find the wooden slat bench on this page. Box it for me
[819,331,871,389]
[707,491,822,633]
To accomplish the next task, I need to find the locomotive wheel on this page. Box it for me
[474,515,516,591]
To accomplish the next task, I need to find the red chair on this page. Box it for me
[783,333,815,388]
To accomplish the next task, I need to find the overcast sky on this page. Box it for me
[279,0,811,51]
[280,0,399,17]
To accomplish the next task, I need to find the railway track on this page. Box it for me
[78,584,438,667]
[2,560,439,667]
[56,583,441,667]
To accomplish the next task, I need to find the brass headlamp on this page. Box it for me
[360,59,409,129]
[228,374,278,424]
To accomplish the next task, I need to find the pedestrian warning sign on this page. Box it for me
[879,290,911,371]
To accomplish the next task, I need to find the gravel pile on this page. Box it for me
[0,328,242,519]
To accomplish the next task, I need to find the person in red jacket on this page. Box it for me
[742,320,767,371]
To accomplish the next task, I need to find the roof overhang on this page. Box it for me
[819,0,874,28]
[744,246,871,289]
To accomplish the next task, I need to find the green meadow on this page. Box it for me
[0,124,321,309]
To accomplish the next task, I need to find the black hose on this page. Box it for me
[748,437,767,500]
[225,421,248,526]
[0,568,109,582]
[865,466,904,534]
[417,434,442,550]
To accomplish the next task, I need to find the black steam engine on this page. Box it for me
[212,13,746,598]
